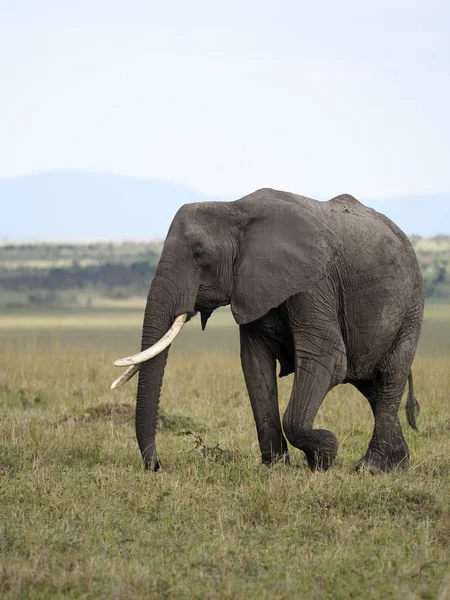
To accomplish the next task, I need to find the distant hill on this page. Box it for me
[1,172,449,239]
[0,172,208,241]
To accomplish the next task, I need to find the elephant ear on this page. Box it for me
[231,198,338,325]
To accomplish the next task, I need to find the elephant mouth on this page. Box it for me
[185,311,198,323]
[200,309,213,331]
[195,299,230,331]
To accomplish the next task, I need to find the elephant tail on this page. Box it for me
[406,371,420,430]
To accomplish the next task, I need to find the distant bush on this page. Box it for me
[103,289,132,300]
[0,238,449,303]
[0,260,156,294]
[27,291,62,307]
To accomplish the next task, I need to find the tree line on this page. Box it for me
[0,239,449,308]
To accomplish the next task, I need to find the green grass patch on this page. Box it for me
[0,305,449,598]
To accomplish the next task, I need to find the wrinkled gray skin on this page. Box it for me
[135,189,424,472]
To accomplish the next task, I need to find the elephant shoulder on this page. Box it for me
[241,188,314,204]
[237,188,319,215]
[328,195,412,246]
[327,194,365,214]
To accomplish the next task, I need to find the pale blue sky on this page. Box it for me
[1,0,449,198]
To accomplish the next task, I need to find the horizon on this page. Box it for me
[1,169,450,201]
[2,170,450,240]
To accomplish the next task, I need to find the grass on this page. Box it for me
[0,303,449,598]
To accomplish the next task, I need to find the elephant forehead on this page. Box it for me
[174,205,224,238]
[175,219,210,242]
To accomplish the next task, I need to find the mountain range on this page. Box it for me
[1,172,449,241]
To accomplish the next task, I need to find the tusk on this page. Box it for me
[113,313,188,367]
[111,364,139,389]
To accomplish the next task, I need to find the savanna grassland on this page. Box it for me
[1,302,449,599]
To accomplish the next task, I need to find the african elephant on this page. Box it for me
[112,188,424,472]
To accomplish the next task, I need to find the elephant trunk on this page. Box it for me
[136,321,170,471]
[134,253,197,470]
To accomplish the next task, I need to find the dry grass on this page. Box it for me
[0,306,449,599]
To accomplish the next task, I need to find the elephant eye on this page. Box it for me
[192,244,205,260]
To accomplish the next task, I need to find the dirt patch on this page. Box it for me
[59,402,134,426]
[157,411,205,432]
[59,404,206,432]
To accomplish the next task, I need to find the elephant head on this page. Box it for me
[111,189,336,470]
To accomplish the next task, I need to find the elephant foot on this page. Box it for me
[260,434,289,467]
[355,446,410,473]
[284,427,338,471]
[262,451,290,467]
[304,430,338,471]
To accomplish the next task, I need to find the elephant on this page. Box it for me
[111,188,424,473]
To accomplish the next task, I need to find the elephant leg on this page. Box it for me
[240,325,289,465]
[281,300,347,471]
[282,353,339,470]
[353,314,421,472]
[354,377,410,472]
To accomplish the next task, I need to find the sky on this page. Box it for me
[1,0,449,199]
